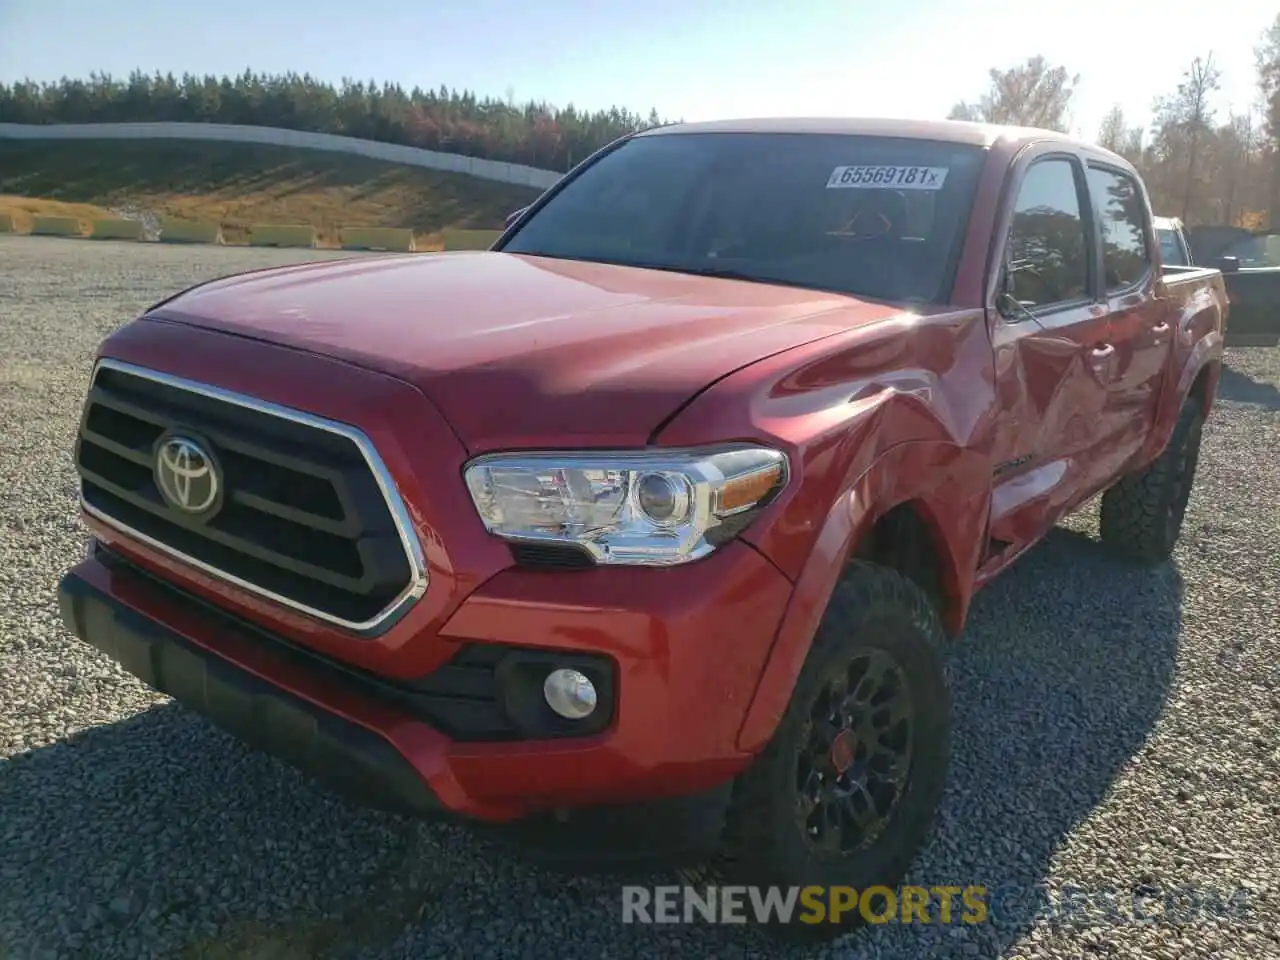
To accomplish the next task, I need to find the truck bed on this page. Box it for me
[1178,228,1280,347]
[1160,264,1220,281]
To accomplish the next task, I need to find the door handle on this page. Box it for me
[1090,343,1115,360]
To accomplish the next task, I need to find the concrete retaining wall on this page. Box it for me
[0,121,562,190]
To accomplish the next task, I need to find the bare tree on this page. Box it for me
[1150,53,1222,221]
[1096,105,1145,165]
[955,37,1280,228]
[1256,14,1280,226]
[1214,110,1259,225]
[1098,105,1128,152]
[948,56,1079,132]
[1256,13,1280,104]
[1122,127,1145,165]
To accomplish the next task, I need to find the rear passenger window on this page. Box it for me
[1087,166,1151,291]
[1005,159,1090,309]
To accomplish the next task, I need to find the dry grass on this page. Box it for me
[0,140,543,248]
[0,195,118,234]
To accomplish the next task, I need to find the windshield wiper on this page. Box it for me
[642,262,894,300]
[517,252,787,285]
[513,252,888,300]
[617,260,821,290]
[650,263,772,283]
[517,253,755,280]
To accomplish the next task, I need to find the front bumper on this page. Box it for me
[58,558,445,819]
[58,538,793,823]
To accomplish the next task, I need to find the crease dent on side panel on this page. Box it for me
[989,458,1070,524]
[647,309,922,446]
[751,311,990,448]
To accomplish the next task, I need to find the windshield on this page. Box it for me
[500,132,987,304]
[1156,228,1188,266]
[1219,234,1280,268]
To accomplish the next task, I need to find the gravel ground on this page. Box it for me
[1,234,1278,960]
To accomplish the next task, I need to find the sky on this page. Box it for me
[1,0,1276,142]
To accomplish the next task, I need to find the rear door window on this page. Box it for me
[1087,166,1152,291]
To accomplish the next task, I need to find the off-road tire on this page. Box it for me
[708,561,951,943]
[1099,396,1205,564]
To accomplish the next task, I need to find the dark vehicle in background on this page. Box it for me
[1184,222,1280,346]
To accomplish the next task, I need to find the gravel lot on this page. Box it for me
[1,234,1278,960]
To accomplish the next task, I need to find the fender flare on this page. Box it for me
[734,439,989,754]
[1176,331,1223,416]
[1138,329,1223,465]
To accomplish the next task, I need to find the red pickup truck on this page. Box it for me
[59,118,1225,939]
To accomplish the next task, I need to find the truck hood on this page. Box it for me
[149,252,908,451]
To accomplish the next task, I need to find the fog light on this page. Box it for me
[543,668,598,720]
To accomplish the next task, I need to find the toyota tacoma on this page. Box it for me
[58,118,1226,940]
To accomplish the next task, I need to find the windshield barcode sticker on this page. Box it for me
[826,165,949,190]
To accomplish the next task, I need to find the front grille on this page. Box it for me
[74,359,425,632]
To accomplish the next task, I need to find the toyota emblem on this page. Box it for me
[154,435,221,515]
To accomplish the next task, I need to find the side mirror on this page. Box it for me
[997,260,1041,322]
[995,267,1018,316]
[1215,255,1240,274]
[504,207,529,230]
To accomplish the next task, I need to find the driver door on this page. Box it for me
[984,151,1114,555]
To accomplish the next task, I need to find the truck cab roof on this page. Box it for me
[639,116,1119,157]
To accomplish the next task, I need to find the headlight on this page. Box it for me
[463,445,789,566]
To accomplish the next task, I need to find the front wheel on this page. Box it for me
[716,561,952,943]
[1099,396,1205,564]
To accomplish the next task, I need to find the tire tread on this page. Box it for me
[1099,397,1204,564]
[693,562,950,942]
